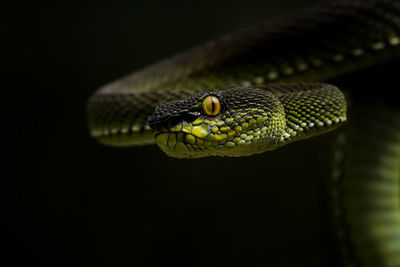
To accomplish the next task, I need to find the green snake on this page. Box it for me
[87,0,400,266]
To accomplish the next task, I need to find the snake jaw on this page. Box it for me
[153,113,285,158]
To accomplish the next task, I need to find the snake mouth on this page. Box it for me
[155,131,220,158]
[153,117,242,158]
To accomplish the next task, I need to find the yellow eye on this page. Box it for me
[202,96,221,116]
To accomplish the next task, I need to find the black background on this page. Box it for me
[5,1,399,266]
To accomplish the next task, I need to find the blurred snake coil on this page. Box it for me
[87,0,400,266]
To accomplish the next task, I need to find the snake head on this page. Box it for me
[147,87,287,158]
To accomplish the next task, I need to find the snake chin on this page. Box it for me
[154,131,278,159]
[152,116,284,158]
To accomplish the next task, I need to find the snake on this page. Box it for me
[87,0,400,266]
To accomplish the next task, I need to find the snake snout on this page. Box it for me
[147,112,170,129]
[148,100,202,130]
[148,111,199,130]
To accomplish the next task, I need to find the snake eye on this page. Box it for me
[202,96,221,116]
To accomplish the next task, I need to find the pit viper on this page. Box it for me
[87,0,400,266]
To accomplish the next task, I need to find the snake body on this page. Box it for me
[87,0,400,265]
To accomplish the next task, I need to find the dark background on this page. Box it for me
[5,1,398,266]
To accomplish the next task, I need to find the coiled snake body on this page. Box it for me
[87,0,400,266]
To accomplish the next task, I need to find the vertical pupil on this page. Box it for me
[211,99,215,113]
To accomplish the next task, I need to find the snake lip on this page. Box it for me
[148,114,200,129]
[153,130,184,139]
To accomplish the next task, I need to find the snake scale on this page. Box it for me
[87,0,400,266]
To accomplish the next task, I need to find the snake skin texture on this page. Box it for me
[87,0,400,266]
